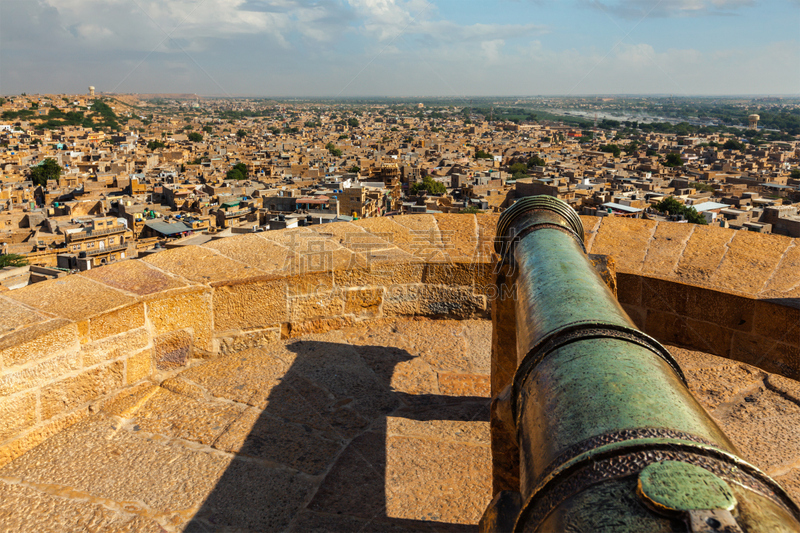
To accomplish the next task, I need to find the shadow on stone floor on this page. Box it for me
[184,339,490,532]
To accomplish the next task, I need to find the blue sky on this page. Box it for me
[1,0,798,96]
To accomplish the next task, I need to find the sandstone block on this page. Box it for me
[0,390,37,442]
[642,221,695,278]
[40,361,124,420]
[80,259,189,296]
[89,303,145,341]
[616,272,641,306]
[0,408,88,468]
[434,212,479,261]
[423,262,476,286]
[100,382,159,418]
[290,292,343,322]
[146,289,213,354]
[382,284,421,317]
[0,319,79,368]
[438,372,491,397]
[753,300,800,347]
[676,224,735,285]
[417,285,486,318]
[0,351,81,396]
[154,330,192,370]
[344,288,383,318]
[143,245,263,284]
[81,327,149,367]
[645,309,732,358]
[710,230,792,295]
[591,217,657,274]
[217,328,281,356]
[285,317,354,338]
[127,348,153,384]
[213,281,287,332]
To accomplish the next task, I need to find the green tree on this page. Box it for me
[187,132,203,142]
[147,140,165,150]
[236,129,247,139]
[347,118,359,128]
[509,162,529,180]
[599,144,621,158]
[664,153,684,167]
[790,169,800,180]
[655,196,707,225]
[325,142,343,157]
[410,176,446,195]
[202,125,213,133]
[527,155,546,168]
[0,254,28,268]
[348,165,361,173]
[509,162,528,175]
[29,158,62,186]
[475,149,493,160]
[459,206,481,214]
[226,162,248,180]
[723,139,744,151]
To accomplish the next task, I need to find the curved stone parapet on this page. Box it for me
[0,213,798,468]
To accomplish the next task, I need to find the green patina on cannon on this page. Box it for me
[481,196,800,532]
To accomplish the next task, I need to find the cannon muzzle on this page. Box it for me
[482,196,800,532]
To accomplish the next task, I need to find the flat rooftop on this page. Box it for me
[1,317,799,531]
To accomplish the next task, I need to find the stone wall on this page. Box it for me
[0,213,798,468]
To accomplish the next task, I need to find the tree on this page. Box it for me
[0,254,28,268]
[202,125,213,133]
[236,129,247,139]
[459,206,481,214]
[226,162,248,180]
[509,162,529,180]
[325,142,342,157]
[348,165,361,173]
[410,176,446,195]
[664,153,684,167]
[29,158,62,186]
[187,132,203,142]
[475,149,493,160]
[599,144,621,158]
[147,140,165,150]
[527,155,546,168]
[347,118,359,128]
[723,139,744,151]
[790,169,800,180]
[654,196,707,225]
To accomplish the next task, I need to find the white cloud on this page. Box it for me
[583,0,756,18]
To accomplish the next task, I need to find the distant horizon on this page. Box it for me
[6,93,800,100]
[2,1,798,96]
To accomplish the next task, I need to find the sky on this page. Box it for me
[1,0,798,97]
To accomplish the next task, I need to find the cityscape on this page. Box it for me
[2,0,800,531]
[1,93,799,282]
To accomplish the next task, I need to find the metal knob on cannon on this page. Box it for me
[481,196,800,532]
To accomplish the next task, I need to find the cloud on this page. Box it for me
[582,0,756,18]
[347,0,547,42]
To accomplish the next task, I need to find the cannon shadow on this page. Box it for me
[184,338,490,532]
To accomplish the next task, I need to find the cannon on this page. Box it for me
[481,196,800,532]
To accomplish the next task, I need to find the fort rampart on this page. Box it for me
[0,214,797,469]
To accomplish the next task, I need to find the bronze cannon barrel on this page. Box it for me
[484,196,800,532]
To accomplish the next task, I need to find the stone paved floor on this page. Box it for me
[1,318,799,532]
